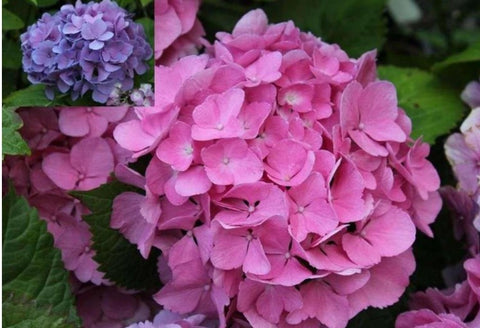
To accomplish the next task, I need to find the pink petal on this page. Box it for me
[244,238,271,275]
[42,153,78,190]
[175,166,212,196]
[211,231,248,270]
[58,108,90,137]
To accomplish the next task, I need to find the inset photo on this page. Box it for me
[3,0,154,107]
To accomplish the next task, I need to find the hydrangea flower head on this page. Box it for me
[21,0,152,103]
[111,9,443,328]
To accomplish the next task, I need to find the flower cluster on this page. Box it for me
[395,81,480,328]
[20,0,152,103]
[155,0,206,65]
[114,10,441,328]
[1,106,148,327]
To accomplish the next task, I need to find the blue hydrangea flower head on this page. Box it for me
[21,0,152,103]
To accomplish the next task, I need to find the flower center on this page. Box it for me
[184,144,193,155]
[285,252,291,259]
[358,122,365,130]
[297,206,305,213]
[223,157,230,165]
[216,123,224,130]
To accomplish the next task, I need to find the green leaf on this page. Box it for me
[3,39,22,70]
[2,107,30,158]
[3,84,56,107]
[140,0,152,7]
[378,66,465,144]
[72,181,162,291]
[433,41,480,72]
[3,9,24,30]
[2,188,81,328]
[37,0,58,7]
[264,0,388,57]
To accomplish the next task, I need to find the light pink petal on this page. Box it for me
[70,138,114,186]
[146,157,172,196]
[287,282,349,328]
[232,9,268,37]
[245,52,282,86]
[42,153,78,190]
[365,206,416,257]
[154,284,203,314]
[111,192,156,258]
[256,287,284,324]
[342,233,381,266]
[175,166,212,196]
[340,81,362,132]
[278,84,314,113]
[192,88,244,141]
[244,238,271,275]
[156,121,194,171]
[114,120,157,153]
[349,129,388,156]
[85,113,109,138]
[58,108,90,137]
[347,249,416,317]
[211,232,248,270]
[330,161,365,223]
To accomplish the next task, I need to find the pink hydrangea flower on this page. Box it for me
[58,106,128,138]
[42,137,114,191]
[76,285,155,328]
[111,8,441,328]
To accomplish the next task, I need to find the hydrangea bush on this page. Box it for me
[20,0,152,103]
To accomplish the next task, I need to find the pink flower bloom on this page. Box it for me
[264,139,315,186]
[111,190,160,258]
[348,249,416,317]
[127,310,209,328]
[396,309,468,328]
[77,286,154,328]
[191,88,245,141]
[213,181,288,227]
[154,256,229,327]
[237,279,303,325]
[211,218,290,275]
[340,81,406,156]
[341,203,416,267]
[287,172,338,241]
[286,281,349,328]
[54,214,105,284]
[42,137,114,191]
[465,255,480,298]
[19,107,61,150]
[156,121,196,171]
[58,106,128,137]
[445,128,480,195]
[461,80,480,109]
[202,138,263,185]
